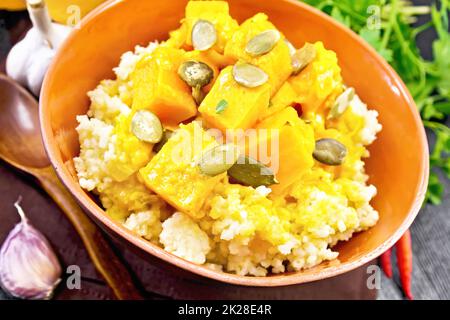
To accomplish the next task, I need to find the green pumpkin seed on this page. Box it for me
[199,144,240,176]
[313,138,347,166]
[131,110,163,144]
[292,43,316,74]
[192,86,206,105]
[178,60,214,105]
[228,155,278,187]
[232,63,269,88]
[328,87,355,119]
[192,19,217,51]
[178,60,214,88]
[245,29,281,56]
[284,39,296,57]
[153,130,174,153]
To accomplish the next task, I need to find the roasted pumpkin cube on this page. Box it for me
[199,66,270,131]
[139,122,225,218]
[131,47,197,126]
[107,113,153,182]
[260,82,298,120]
[248,107,314,193]
[167,0,239,53]
[200,49,237,69]
[288,41,344,116]
[224,13,292,96]
[165,23,189,49]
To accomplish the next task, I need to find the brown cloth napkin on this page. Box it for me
[0,10,376,300]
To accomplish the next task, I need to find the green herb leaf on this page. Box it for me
[425,172,444,205]
[331,7,351,27]
[216,99,228,114]
[359,27,393,62]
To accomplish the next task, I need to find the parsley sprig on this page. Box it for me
[303,0,450,204]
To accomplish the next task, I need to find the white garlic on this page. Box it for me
[0,197,62,300]
[6,0,71,96]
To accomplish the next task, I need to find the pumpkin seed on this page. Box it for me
[192,86,206,105]
[131,110,163,144]
[199,144,240,176]
[192,19,217,51]
[232,63,268,88]
[284,39,296,57]
[245,29,281,56]
[228,155,278,187]
[313,138,347,166]
[328,87,355,119]
[153,130,174,153]
[178,60,214,88]
[178,60,214,105]
[292,43,316,74]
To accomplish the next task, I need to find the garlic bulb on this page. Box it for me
[0,197,62,300]
[6,0,71,96]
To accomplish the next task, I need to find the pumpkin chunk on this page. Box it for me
[199,66,270,131]
[139,122,225,219]
[288,41,344,116]
[260,81,298,120]
[107,113,153,182]
[224,13,292,96]
[167,0,239,53]
[131,47,197,126]
[248,107,314,193]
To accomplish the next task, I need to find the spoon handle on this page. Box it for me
[37,165,143,300]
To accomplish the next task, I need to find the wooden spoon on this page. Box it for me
[0,73,143,300]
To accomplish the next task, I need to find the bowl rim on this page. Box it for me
[40,0,429,287]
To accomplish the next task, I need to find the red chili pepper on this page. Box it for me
[396,230,413,300]
[380,248,393,278]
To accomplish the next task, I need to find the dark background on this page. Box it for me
[0,0,449,300]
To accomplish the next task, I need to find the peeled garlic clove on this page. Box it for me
[0,198,62,300]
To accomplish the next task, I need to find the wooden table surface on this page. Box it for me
[0,1,448,300]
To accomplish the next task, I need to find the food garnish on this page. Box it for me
[328,87,355,119]
[215,99,228,114]
[245,29,281,56]
[228,155,278,187]
[153,130,174,153]
[284,38,296,56]
[199,144,240,176]
[192,19,217,51]
[291,42,317,74]
[313,138,347,165]
[232,62,269,88]
[178,60,214,105]
[131,110,163,143]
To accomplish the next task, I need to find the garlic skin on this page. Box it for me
[6,23,71,96]
[6,0,71,96]
[0,199,62,300]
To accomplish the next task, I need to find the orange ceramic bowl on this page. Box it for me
[40,0,429,286]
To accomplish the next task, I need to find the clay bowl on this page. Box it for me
[40,0,428,286]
